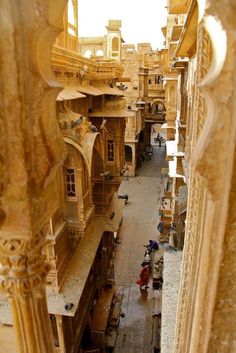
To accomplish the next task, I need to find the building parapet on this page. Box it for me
[51,45,123,80]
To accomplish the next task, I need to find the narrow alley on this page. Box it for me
[114,146,166,353]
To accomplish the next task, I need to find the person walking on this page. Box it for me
[136,263,150,290]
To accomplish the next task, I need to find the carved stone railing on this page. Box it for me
[51,45,123,80]
[51,45,97,74]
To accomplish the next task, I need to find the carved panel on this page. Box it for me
[173,3,236,353]
[0,2,67,352]
[0,233,50,298]
[0,0,67,237]
[192,25,212,148]
[199,151,236,353]
[173,171,203,353]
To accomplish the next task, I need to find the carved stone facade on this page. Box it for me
[0,1,235,353]
[121,44,166,176]
[0,2,125,353]
[78,20,123,62]
[0,1,68,352]
[163,1,236,353]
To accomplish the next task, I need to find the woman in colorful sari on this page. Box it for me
[136,264,150,289]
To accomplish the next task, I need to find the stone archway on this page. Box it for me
[125,145,133,163]
[151,100,166,116]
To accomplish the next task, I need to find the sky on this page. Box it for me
[78,0,167,50]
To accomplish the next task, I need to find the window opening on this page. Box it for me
[112,37,119,51]
[84,49,92,58]
[107,140,115,162]
[125,145,132,162]
[96,49,103,56]
[66,168,76,197]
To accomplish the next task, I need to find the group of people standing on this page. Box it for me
[136,240,159,290]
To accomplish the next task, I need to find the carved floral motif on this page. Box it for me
[173,172,203,353]
[192,25,212,147]
[173,3,236,353]
[0,235,50,297]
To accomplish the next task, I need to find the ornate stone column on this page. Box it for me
[55,314,66,353]
[0,1,67,352]
[76,168,85,224]
[0,235,54,353]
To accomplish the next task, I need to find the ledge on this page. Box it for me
[161,251,183,353]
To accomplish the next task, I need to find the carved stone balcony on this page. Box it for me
[51,45,123,81]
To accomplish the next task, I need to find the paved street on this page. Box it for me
[114,146,166,353]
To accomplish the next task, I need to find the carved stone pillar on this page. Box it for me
[0,235,54,353]
[0,1,67,352]
[55,314,66,353]
[76,168,85,224]
[115,135,122,177]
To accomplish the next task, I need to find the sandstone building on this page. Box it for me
[0,1,235,353]
[0,2,126,353]
[159,1,236,353]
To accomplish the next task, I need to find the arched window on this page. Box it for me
[96,49,103,56]
[64,155,77,200]
[84,49,92,58]
[112,37,119,51]
[66,168,76,197]
[125,145,132,162]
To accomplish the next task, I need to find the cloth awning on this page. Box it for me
[89,109,135,118]
[57,88,86,101]
[46,219,104,317]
